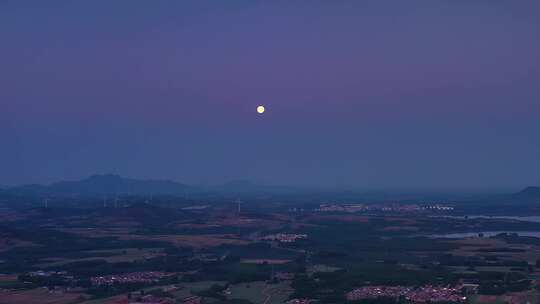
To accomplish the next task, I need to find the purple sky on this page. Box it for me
[1,1,539,189]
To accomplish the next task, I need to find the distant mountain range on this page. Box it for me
[513,186,540,202]
[6,174,193,198]
[1,175,299,199]
[1,174,539,205]
[459,186,540,207]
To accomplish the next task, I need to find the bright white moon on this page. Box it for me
[257,105,265,114]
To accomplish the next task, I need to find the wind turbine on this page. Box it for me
[236,199,242,214]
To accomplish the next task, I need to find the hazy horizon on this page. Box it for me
[0,173,527,195]
[2,1,540,189]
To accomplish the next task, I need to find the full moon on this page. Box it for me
[257,105,265,114]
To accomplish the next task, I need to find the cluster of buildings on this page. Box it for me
[91,271,172,286]
[287,207,306,213]
[287,299,313,304]
[346,285,411,300]
[346,285,466,303]
[422,204,454,211]
[377,204,455,212]
[404,285,466,303]
[27,270,68,277]
[315,204,365,213]
[315,203,454,213]
[261,233,308,243]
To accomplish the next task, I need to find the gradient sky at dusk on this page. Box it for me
[1,1,539,189]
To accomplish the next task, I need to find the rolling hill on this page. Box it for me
[6,174,194,198]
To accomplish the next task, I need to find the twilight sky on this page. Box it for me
[1,1,539,189]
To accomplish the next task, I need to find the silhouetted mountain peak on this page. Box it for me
[8,174,193,198]
[516,186,540,198]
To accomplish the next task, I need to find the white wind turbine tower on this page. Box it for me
[235,199,242,236]
[236,199,242,214]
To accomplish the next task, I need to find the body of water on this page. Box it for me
[432,215,540,223]
[426,231,540,239]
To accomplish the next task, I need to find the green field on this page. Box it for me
[35,248,164,268]
[227,281,292,304]
[307,264,341,276]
